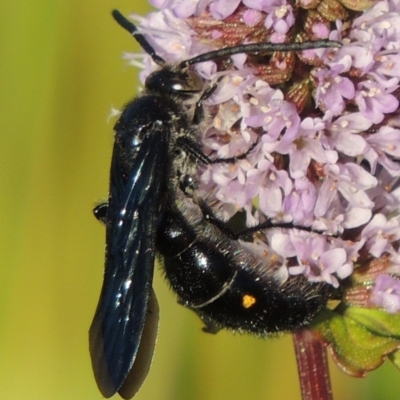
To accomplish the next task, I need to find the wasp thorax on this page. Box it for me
[145,67,204,97]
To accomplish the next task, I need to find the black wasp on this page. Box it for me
[90,9,340,399]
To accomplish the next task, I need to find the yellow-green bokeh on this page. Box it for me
[1,1,399,399]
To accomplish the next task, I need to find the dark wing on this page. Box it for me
[117,288,159,399]
[89,120,168,398]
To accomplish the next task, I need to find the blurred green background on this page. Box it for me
[1,1,399,399]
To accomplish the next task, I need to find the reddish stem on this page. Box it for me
[292,329,333,400]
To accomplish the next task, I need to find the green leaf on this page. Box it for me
[345,307,400,338]
[388,349,400,370]
[312,309,400,376]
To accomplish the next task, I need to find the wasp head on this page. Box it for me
[145,66,204,99]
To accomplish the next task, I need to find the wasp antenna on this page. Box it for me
[182,39,342,67]
[112,9,165,66]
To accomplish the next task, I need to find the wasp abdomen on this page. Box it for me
[158,204,329,335]
[157,211,236,306]
[193,271,329,334]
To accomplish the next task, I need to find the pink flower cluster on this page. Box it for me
[124,0,400,309]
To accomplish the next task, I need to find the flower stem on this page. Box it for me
[292,329,333,400]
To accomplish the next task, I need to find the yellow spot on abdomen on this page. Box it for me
[242,294,256,308]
